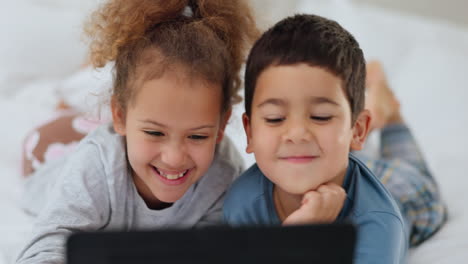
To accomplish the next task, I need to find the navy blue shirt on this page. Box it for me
[223,153,408,264]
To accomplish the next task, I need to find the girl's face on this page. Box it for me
[112,69,229,208]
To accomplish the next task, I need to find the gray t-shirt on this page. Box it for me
[17,124,244,264]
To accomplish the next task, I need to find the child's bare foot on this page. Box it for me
[56,100,72,110]
[365,61,402,131]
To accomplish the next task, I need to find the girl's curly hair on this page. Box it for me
[84,0,259,114]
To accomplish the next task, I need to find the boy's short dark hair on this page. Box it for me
[244,14,366,124]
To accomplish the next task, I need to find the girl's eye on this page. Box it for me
[144,131,164,137]
[264,117,285,123]
[188,135,208,140]
[311,116,332,121]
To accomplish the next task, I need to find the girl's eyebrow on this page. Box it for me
[257,98,287,108]
[188,125,216,131]
[140,119,167,127]
[139,119,215,130]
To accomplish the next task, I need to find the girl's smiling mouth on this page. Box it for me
[152,166,192,185]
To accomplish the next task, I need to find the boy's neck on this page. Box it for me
[273,186,302,222]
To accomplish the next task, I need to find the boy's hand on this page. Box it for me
[282,182,346,226]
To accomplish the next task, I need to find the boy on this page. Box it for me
[223,14,407,263]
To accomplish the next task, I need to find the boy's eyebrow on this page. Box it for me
[139,119,215,130]
[257,97,339,108]
[309,97,340,106]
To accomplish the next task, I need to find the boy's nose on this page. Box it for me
[160,142,187,168]
[283,119,312,143]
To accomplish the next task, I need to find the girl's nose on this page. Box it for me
[160,142,187,168]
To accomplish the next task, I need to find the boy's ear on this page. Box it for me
[242,113,254,154]
[350,109,371,151]
[111,96,126,136]
[216,108,232,144]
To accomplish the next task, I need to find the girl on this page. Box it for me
[16,0,258,263]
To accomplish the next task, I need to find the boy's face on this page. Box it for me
[112,69,229,206]
[243,64,370,194]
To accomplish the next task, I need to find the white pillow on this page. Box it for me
[0,1,99,95]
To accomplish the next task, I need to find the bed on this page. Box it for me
[1,0,467,263]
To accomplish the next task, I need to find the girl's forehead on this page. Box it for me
[129,63,222,102]
[132,52,223,94]
[127,73,223,127]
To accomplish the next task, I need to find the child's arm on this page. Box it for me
[353,212,407,264]
[16,146,111,264]
[282,182,346,225]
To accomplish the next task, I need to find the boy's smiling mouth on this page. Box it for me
[279,155,318,164]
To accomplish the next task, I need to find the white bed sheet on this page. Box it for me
[1,1,467,263]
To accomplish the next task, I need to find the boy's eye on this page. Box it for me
[311,116,332,121]
[188,135,208,140]
[264,117,285,123]
[144,131,164,137]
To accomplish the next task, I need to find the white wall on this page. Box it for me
[353,0,468,29]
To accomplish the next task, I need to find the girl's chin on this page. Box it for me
[153,192,185,204]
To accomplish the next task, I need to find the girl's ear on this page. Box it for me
[216,108,232,143]
[242,113,254,154]
[350,109,371,151]
[111,96,126,136]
